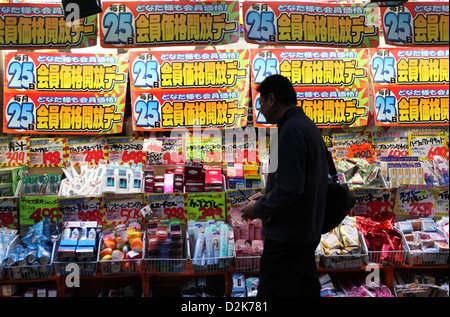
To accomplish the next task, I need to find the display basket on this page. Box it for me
[53,237,98,277]
[405,228,449,266]
[320,231,369,270]
[235,255,261,272]
[145,237,188,274]
[189,236,234,273]
[366,229,408,266]
[97,233,145,275]
[5,235,55,280]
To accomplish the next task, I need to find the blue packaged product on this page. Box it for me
[37,245,51,265]
[25,246,38,264]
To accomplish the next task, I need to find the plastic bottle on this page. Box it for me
[205,227,214,265]
[192,232,205,266]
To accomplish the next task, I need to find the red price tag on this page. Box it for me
[0,211,14,227]
[29,207,59,224]
[197,207,224,220]
[119,208,141,223]
[163,207,187,222]
[409,202,434,217]
[77,209,102,223]
[6,151,26,165]
[163,151,184,165]
[122,150,144,164]
[387,150,408,157]
[346,142,375,163]
[42,151,61,165]
[428,146,449,160]
[83,149,104,163]
[365,201,392,216]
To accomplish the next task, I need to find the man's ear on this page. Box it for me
[267,92,276,107]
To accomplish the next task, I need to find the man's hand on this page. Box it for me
[241,199,258,222]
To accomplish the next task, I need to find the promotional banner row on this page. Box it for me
[0,129,448,167]
[3,47,449,135]
[0,1,448,49]
[0,185,448,230]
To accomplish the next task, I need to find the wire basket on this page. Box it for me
[189,236,235,273]
[145,237,188,274]
[235,255,261,272]
[52,238,98,276]
[320,231,369,270]
[405,228,449,266]
[97,233,145,275]
[367,230,408,266]
[5,235,55,280]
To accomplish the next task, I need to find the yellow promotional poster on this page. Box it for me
[3,52,128,134]
[250,48,369,128]
[100,0,240,48]
[0,2,97,49]
[185,192,226,221]
[129,49,249,131]
[380,1,449,46]
[394,184,438,217]
[243,0,380,47]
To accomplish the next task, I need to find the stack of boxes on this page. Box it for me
[57,222,98,261]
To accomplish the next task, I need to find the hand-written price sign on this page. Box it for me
[226,189,261,221]
[19,196,59,225]
[108,137,145,164]
[144,193,187,223]
[59,196,105,225]
[0,198,18,229]
[67,137,108,165]
[346,142,376,164]
[333,133,373,161]
[29,138,67,167]
[394,184,437,217]
[186,192,226,221]
[409,133,449,160]
[435,186,449,217]
[103,194,144,225]
[0,137,29,167]
[372,132,409,160]
[146,138,185,165]
[351,188,396,216]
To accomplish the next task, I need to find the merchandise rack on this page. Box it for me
[1,254,447,297]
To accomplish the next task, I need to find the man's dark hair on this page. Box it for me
[256,74,297,106]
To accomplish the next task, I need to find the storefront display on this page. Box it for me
[0,0,448,299]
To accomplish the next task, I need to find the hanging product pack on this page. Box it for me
[321,151,356,234]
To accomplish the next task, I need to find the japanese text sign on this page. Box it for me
[250,48,369,128]
[380,1,449,46]
[129,49,250,131]
[3,52,128,134]
[243,0,380,47]
[100,0,240,48]
[0,2,97,49]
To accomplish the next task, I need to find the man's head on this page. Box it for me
[256,74,297,124]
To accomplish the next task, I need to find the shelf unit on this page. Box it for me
[1,261,447,297]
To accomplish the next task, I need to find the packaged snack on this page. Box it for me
[409,219,422,231]
[435,241,449,252]
[407,241,421,250]
[420,239,435,250]
[420,218,436,232]
[397,221,413,234]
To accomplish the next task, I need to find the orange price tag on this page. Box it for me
[346,142,375,163]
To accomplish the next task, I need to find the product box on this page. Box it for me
[245,174,262,188]
[185,163,203,182]
[205,168,223,185]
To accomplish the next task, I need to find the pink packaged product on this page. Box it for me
[235,239,253,256]
[205,167,223,185]
[252,240,264,256]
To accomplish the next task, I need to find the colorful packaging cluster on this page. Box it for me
[355,214,405,264]
[319,217,363,256]
[147,218,183,259]
[231,273,259,297]
[320,273,394,297]
[99,221,143,263]
[187,220,234,268]
[3,219,52,268]
[396,217,449,265]
[0,228,17,265]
